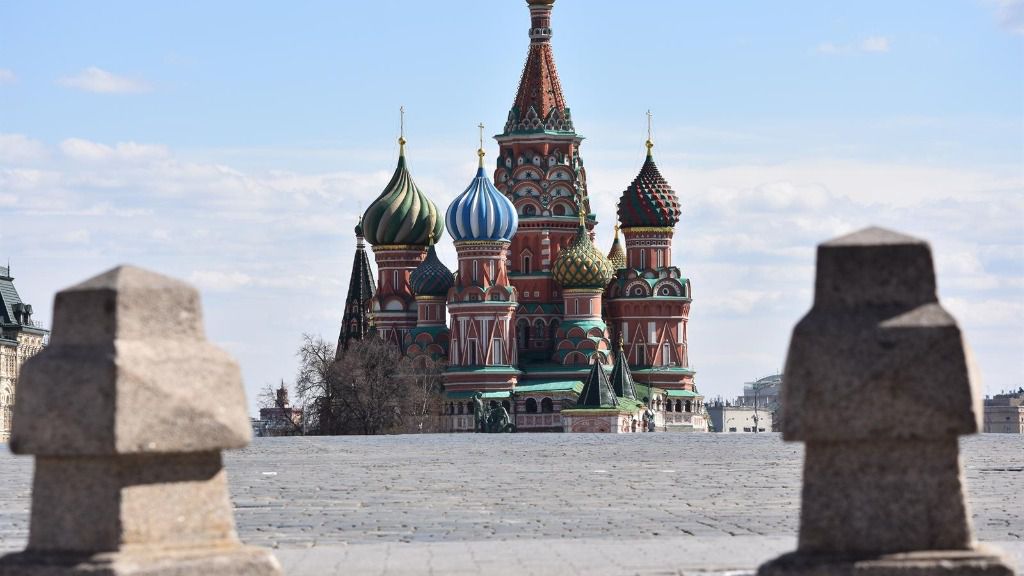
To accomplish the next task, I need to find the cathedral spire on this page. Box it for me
[337,218,377,356]
[504,0,573,135]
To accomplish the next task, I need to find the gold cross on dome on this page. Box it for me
[477,122,486,166]
[398,106,407,151]
[645,109,654,153]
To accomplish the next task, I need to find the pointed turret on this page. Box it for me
[607,224,626,270]
[609,336,638,400]
[576,359,618,409]
[337,218,377,355]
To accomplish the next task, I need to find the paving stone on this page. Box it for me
[0,434,1020,575]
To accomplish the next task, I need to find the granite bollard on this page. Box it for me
[0,266,282,575]
[757,227,1014,575]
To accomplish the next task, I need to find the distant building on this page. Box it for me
[708,404,772,433]
[0,265,48,441]
[708,373,781,433]
[983,391,1024,434]
[254,384,303,437]
[739,374,781,409]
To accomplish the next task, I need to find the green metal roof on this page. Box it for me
[632,366,697,376]
[446,390,511,400]
[514,380,583,394]
[445,366,521,374]
[666,389,699,398]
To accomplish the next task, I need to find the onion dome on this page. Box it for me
[607,224,626,269]
[446,144,518,243]
[361,138,443,247]
[410,236,454,297]
[552,215,615,289]
[616,140,681,229]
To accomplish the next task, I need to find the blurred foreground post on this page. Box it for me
[758,227,1013,575]
[0,266,281,575]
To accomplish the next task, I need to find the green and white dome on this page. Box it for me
[361,141,444,247]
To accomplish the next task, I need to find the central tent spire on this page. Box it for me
[504,0,573,135]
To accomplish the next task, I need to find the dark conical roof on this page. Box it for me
[576,360,617,408]
[617,150,681,228]
[410,243,454,297]
[337,225,377,355]
[609,345,638,400]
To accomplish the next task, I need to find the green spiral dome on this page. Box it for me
[553,223,615,289]
[361,147,444,247]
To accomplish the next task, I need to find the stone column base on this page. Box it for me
[0,546,282,576]
[757,545,1015,576]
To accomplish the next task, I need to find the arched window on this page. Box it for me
[467,401,474,414]
[517,319,530,349]
[662,342,671,366]
[552,204,565,216]
[524,204,537,216]
[685,400,692,413]
[525,398,538,413]
[522,255,532,274]
[675,400,682,412]
[549,319,560,340]
[457,403,464,415]
[541,398,554,413]
[533,319,545,339]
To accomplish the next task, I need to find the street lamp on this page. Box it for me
[750,380,774,434]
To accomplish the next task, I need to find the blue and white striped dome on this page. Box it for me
[446,166,518,243]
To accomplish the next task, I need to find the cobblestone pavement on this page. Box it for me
[0,434,1021,574]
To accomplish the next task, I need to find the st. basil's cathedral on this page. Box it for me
[338,0,706,433]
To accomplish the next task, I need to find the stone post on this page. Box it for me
[757,227,1014,576]
[0,266,282,575]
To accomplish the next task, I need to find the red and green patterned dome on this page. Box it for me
[553,220,615,289]
[617,146,681,229]
[410,242,454,297]
[361,142,444,247]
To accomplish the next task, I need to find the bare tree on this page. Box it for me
[294,333,341,435]
[291,333,447,435]
[333,336,407,435]
[397,357,445,433]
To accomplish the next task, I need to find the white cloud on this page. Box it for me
[815,37,892,55]
[990,0,1024,34]
[57,67,151,94]
[816,42,841,55]
[0,134,48,164]
[0,69,15,85]
[860,36,890,52]
[190,271,254,292]
[60,138,169,162]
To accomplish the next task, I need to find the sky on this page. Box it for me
[1,0,1022,416]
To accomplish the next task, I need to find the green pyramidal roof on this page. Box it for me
[576,361,618,408]
[362,147,444,247]
[609,346,638,401]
